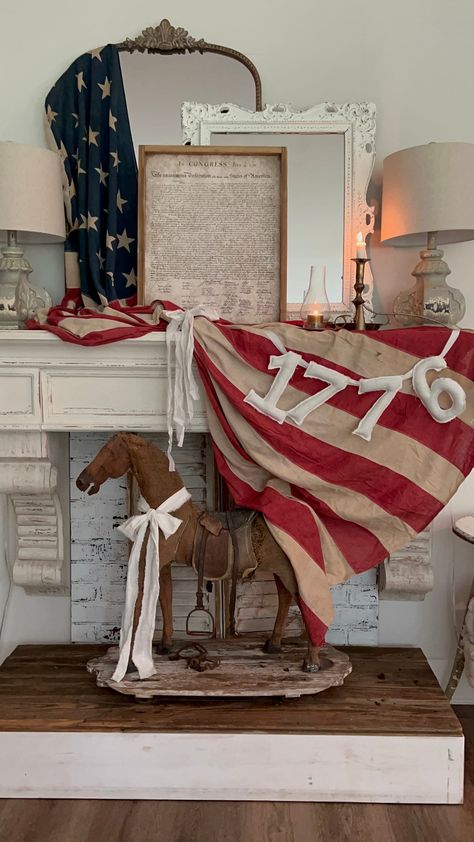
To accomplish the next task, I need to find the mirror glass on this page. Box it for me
[209,132,345,306]
[120,52,257,152]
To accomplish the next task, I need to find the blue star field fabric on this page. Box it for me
[45,44,137,305]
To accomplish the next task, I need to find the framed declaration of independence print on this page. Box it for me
[138,146,287,322]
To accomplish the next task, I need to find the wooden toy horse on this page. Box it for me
[76,432,322,673]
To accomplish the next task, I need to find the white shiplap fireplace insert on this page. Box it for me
[0,330,432,642]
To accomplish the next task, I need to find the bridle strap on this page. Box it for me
[186,519,215,637]
[227,512,240,637]
[195,521,208,611]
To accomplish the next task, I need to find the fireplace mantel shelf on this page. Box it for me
[0,329,207,432]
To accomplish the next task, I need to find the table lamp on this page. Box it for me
[381,142,474,326]
[0,141,65,328]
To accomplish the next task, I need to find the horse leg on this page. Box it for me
[263,574,292,654]
[157,562,173,654]
[303,641,322,673]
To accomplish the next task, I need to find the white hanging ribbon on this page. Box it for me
[162,306,220,470]
[111,486,191,683]
[439,328,461,359]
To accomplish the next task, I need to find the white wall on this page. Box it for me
[1,0,474,699]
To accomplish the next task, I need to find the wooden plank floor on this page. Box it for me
[0,710,472,841]
[0,643,462,737]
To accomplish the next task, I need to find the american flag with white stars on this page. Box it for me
[45,44,138,305]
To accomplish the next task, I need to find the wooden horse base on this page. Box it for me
[87,639,352,700]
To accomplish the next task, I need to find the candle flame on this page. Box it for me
[357,232,364,244]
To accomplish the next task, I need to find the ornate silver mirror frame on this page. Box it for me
[182,102,376,317]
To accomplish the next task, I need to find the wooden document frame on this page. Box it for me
[138,145,287,322]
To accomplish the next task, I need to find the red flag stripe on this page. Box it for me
[297,596,328,648]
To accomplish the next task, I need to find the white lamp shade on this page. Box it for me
[381,142,474,247]
[0,141,65,243]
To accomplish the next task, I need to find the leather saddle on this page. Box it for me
[192,509,258,581]
[189,509,258,636]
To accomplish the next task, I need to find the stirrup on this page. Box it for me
[186,605,215,637]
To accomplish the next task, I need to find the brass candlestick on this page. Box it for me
[351,258,369,330]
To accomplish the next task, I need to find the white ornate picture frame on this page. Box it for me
[182,102,376,318]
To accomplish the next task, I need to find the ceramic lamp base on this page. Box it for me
[394,246,465,327]
[15,275,52,328]
[0,245,23,328]
[0,240,52,329]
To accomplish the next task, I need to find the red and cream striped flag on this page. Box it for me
[192,319,474,646]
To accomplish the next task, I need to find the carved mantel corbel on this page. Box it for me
[379,528,433,600]
[0,431,67,594]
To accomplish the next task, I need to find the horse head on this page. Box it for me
[76,432,134,495]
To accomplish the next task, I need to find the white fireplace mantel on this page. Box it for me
[0,330,207,433]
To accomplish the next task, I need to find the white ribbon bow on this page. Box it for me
[162,305,220,470]
[112,486,191,683]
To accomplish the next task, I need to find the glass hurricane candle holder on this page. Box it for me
[300,265,330,330]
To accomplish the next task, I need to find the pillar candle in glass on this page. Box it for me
[300,265,330,330]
